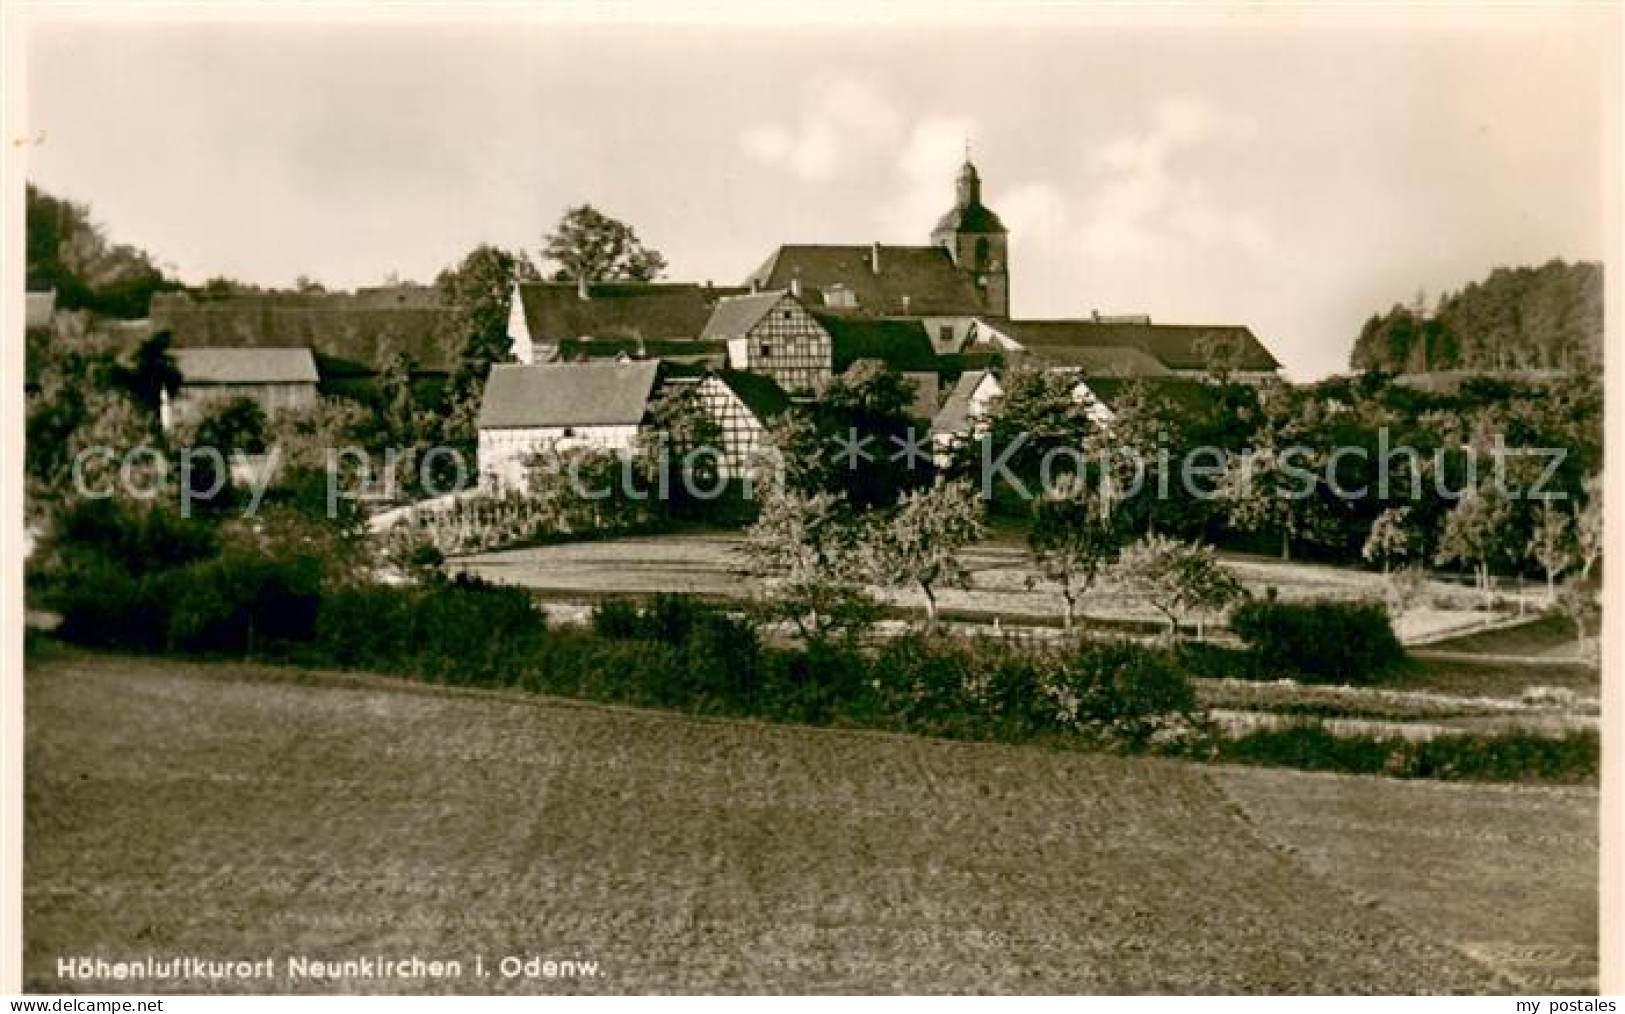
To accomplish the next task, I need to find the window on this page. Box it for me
[782,310,792,319]
[939,325,955,345]
[562,427,576,438]
[760,343,773,358]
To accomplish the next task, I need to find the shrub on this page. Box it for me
[50,556,167,651]
[1050,640,1200,746]
[42,497,218,579]
[590,597,644,640]
[1213,724,1598,783]
[589,593,727,647]
[869,633,1198,746]
[157,553,323,654]
[50,550,324,656]
[312,575,545,682]
[1229,598,1405,684]
[1406,731,1598,783]
[1215,724,1391,774]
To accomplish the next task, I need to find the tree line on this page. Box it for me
[1349,259,1602,374]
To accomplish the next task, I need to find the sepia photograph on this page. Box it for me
[2,1,1619,998]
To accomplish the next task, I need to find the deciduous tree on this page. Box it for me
[1434,487,1514,596]
[1025,479,1125,631]
[742,486,879,647]
[541,205,668,283]
[1112,535,1244,640]
[1362,506,1417,574]
[864,479,985,629]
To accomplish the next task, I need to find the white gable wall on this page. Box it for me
[507,282,535,365]
[478,424,641,491]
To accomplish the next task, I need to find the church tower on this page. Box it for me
[930,158,1009,318]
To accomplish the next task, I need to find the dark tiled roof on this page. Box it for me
[478,360,661,430]
[150,289,455,373]
[816,314,941,373]
[714,370,792,420]
[747,245,985,316]
[556,336,729,367]
[989,320,1279,372]
[1017,344,1172,377]
[932,202,1006,236]
[172,347,320,385]
[517,282,746,351]
[699,291,792,339]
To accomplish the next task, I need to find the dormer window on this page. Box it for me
[825,284,857,309]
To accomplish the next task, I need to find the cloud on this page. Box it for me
[1082,96,1272,260]
[738,77,900,182]
[872,114,979,238]
[996,181,1070,241]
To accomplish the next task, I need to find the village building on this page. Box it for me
[746,159,1009,321]
[149,285,454,397]
[475,360,663,489]
[929,369,1003,464]
[818,314,953,421]
[507,280,745,366]
[685,369,793,479]
[975,318,1280,383]
[703,290,834,394]
[160,346,320,432]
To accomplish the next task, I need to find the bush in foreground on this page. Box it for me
[1208,724,1597,783]
[1229,598,1405,684]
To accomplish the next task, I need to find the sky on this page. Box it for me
[22,7,1619,379]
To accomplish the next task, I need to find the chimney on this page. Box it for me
[750,277,761,293]
[901,295,911,314]
[871,242,882,275]
[577,275,590,301]
[1091,308,1100,322]
[789,276,802,299]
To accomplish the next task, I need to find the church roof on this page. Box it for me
[932,159,1007,235]
[932,202,1006,235]
[746,244,985,316]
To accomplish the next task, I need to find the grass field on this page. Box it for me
[25,650,1596,994]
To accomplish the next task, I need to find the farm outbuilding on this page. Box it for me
[160,346,320,432]
[476,360,662,490]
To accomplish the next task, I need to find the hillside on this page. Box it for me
[1349,259,1603,374]
[25,649,1597,993]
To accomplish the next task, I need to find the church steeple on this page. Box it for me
[956,159,982,207]
[931,156,1009,318]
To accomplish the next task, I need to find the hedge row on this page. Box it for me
[37,549,1593,782]
[1207,723,1597,784]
